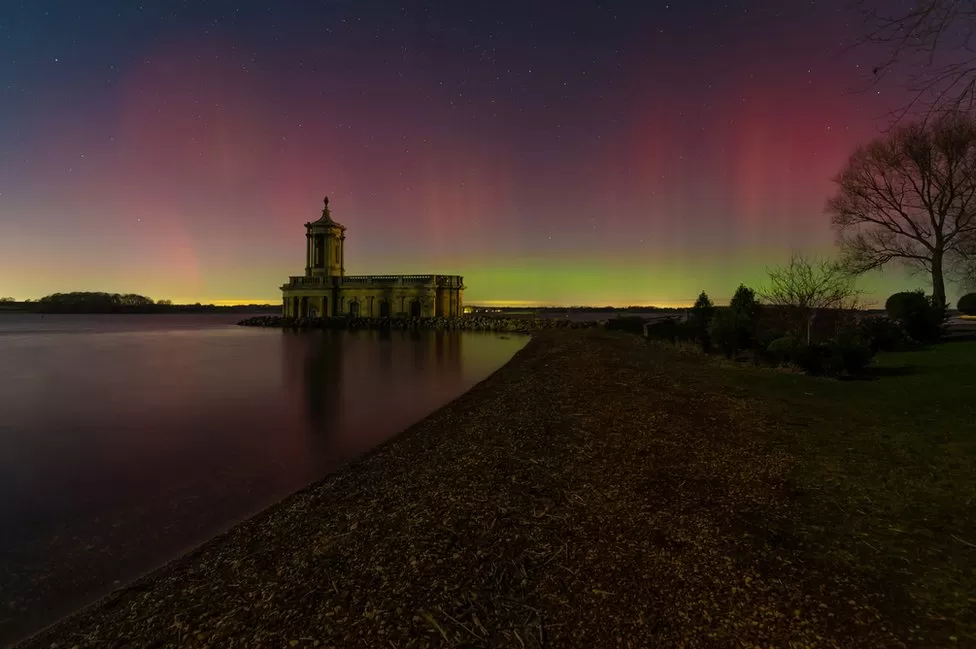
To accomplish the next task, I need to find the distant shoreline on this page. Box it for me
[0,304,282,315]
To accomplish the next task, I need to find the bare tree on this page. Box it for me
[760,254,861,344]
[826,111,976,308]
[857,0,976,118]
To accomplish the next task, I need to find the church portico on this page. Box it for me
[281,198,464,319]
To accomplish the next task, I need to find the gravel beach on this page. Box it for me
[16,330,910,648]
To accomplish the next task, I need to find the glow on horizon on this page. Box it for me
[470,299,697,309]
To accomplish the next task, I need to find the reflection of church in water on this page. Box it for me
[285,328,464,436]
[281,197,465,318]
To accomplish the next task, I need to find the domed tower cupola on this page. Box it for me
[304,196,346,278]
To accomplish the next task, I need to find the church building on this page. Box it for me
[281,197,465,318]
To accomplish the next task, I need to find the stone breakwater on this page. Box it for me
[238,315,604,333]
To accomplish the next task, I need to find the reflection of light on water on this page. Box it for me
[325,331,526,446]
[284,328,529,463]
[0,316,527,646]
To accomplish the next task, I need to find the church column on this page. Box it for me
[305,230,312,275]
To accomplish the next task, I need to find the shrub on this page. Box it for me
[765,336,798,365]
[644,318,696,343]
[826,331,875,376]
[884,289,945,343]
[857,316,912,352]
[708,310,750,358]
[793,343,832,375]
[885,290,925,318]
[675,320,697,343]
[958,293,976,315]
[605,315,647,335]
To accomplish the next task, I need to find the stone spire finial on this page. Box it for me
[313,194,343,228]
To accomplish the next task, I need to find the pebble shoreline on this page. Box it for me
[238,314,605,334]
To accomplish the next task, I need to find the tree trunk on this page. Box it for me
[932,252,947,308]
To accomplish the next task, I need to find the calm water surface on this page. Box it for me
[0,314,526,645]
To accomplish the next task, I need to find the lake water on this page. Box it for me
[0,314,527,646]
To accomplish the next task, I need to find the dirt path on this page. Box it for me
[17,330,909,648]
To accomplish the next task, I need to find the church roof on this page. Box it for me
[310,196,345,229]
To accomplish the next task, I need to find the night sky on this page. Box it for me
[1,1,924,306]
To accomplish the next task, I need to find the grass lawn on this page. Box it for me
[675,338,976,641]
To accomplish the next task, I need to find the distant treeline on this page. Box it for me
[1,292,280,314]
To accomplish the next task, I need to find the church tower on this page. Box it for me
[304,196,345,279]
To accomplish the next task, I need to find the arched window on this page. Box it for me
[410,300,422,318]
[379,300,391,318]
[349,301,360,317]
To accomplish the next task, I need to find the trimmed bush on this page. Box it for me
[884,289,945,343]
[885,290,927,318]
[958,293,976,315]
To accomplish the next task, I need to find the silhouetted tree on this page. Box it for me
[760,254,861,343]
[36,291,157,312]
[857,0,976,117]
[688,291,715,350]
[118,293,154,306]
[690,291,714,317]
[0,297,14,303]
[709,285,762,357]
[729,284,760,322]
[826,111,976,309]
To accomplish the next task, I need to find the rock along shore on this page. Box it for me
[16,330,910,648]
[238,314,604,334]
